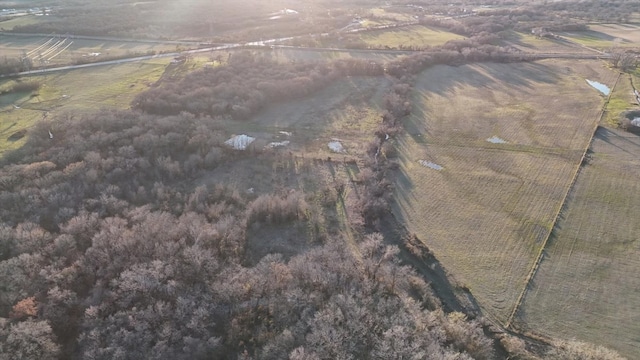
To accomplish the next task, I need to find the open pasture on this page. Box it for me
[392,60,616,323]
[0,34,181,66]
[347,25,464,49]
[517,127,640,359]
[500,30,594,54]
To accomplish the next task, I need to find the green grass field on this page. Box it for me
[0,14,44,30]
[353,25,464,49]
[392,60,616,324]
[516,127,640,359]
[0,59,170,155]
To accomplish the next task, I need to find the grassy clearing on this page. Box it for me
[234,76,391,158]
[392,60,616,323]
[500,31,590,54]
[0,34,181,66]
[353,25,464,48]
[0,59,169,155]
[367,7,416,22]
[602,73,638,127]
[517,127,640,359]
[0,14,44,30]
[199,153,363,264]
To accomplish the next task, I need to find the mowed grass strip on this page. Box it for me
[516,128,640,358]
[393,60,616,323]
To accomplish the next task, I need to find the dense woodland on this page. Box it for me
[0,92,502,359]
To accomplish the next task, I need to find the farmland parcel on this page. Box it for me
[517,127,640,359]
[392,60,617,324]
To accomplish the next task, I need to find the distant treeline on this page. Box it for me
[0,56,33,76]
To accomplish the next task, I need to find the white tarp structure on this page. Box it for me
[418,160,443,171]
[486,136,507,144]
[268,140,290,148]
[328,141,346,153]
[225,134,255,150]
[631,118,640,127]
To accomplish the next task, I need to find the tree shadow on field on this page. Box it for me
[414,64,495,97]
[596,126,640,156]
[474,62,560,90]
[405,62,560,144]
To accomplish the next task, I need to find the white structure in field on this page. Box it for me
[225,134,255,150]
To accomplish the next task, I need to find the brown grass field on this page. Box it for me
[391,59,617,324]
[516,127,640,358]
[560,23,640,50]
[233,75,392,158]
[500,30,596,54]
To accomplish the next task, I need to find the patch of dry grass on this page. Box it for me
[392,60,616,323]
[517,127,640,359]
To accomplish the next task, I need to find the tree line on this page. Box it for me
[133,52,383,120]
